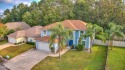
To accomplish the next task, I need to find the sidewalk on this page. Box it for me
[0,43,13,50]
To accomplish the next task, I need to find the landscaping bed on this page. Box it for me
[106,47,125,70]
[32,45,107,70]
[0,44,35,59]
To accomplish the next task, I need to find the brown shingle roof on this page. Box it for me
[8,30,25,38]
[42,20,87,30]
[35,36,50,42]
[35,36,59,43]
[5,22,31,31]
[8,26,43,38]
[25,26,43,37]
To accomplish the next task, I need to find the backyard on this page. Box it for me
[106,47,125,70]
[0,44,35,59]
[32,45,107,70]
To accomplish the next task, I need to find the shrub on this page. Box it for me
[22,41,25,43]
[50,47,54,52]
[26,42,35,45]
[76,44,84,51]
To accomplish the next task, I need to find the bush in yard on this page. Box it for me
[76,44,84,51]
[50,47,54,52]
[26,42,35,45]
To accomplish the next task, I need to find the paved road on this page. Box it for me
[0,43,13,50]
[3,49,49,70]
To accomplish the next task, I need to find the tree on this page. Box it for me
[3,9,10,15]
[0,24,8,40]
[106,22,124,50]
[78,23,103,52]
[38,0,74,26]
[2,4,29,23]
[49,23,72,59]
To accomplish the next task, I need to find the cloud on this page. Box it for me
[0,9,4,15]
[0,0,31,5]
[0,0,13,3]
[5,0,13,3]
[14,0,31,6]
[22,1,31,6]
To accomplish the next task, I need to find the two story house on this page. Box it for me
[35,20,91,53]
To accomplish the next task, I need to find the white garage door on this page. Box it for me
[8,37,16,43]
[36,41,51,52]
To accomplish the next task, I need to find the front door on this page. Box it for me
[69,40,73,46]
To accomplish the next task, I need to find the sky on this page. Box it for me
[0,0,40,15]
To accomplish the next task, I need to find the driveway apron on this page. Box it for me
[3,49,48,70]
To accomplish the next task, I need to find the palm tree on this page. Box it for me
[106,22,124,50]
[79,23,103,52]
[49,23,72,59]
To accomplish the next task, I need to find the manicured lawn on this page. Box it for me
[106,47,125,70]
[0,40,7,45]
[0,44,35,59]
[32,45,107,70]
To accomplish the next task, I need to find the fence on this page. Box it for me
[94,39,125,47]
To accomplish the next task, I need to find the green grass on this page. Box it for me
[0,40,7,45]
[32,45,107,70]
[106,47,125,70]
[0,44,35,59]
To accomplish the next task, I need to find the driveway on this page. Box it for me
[0,43,13,50]
[0,65,8,70]
[3,49,49,70]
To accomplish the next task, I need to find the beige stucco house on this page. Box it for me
[7,26,43,44]
[8,30,27,43]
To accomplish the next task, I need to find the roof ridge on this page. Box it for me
[67,20,77,30]
[79,20,87,25]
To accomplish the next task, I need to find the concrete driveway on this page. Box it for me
[0,65,8,70]
[0,43,13,50]
[3,49,49,70]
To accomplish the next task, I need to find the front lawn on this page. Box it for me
[106,47,125,70]
[32,45,107,70]
[0,40,7,45]
[0,44,35,59]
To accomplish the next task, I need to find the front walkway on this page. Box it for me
[0,43,13,50]
[3,49,49,70]
[49,47,70,57]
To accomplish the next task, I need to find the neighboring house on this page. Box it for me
[25,26,43,42]
[8,30,26,43]
[7,26,43,44]
[5,22,31,31]
[35,20,91,52]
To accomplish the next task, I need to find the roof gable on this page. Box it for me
[25,26,43,37]
[8,30,25,38]
[42,20,87,30]
[5,22,31,31]
[8,26,43,38]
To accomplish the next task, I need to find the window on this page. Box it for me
[81,31,84,34]
[30,39,32,42]
[43,31,47,36]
